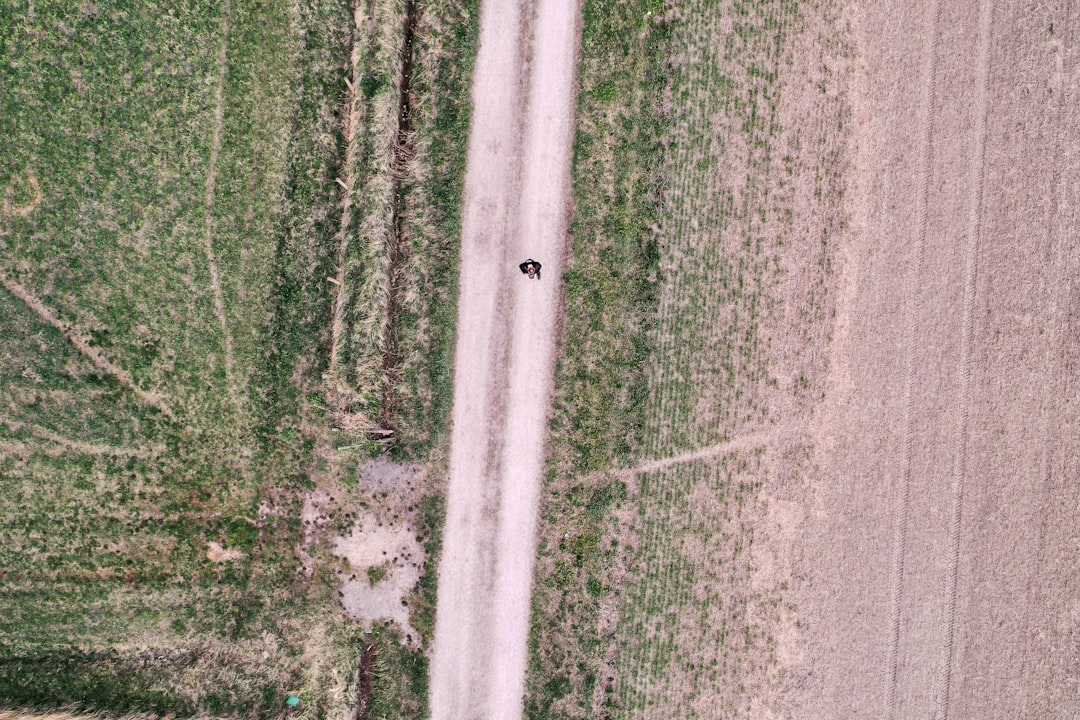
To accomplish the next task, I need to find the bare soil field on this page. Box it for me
[775,1,1080,717]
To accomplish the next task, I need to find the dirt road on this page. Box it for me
[428,0,581,718]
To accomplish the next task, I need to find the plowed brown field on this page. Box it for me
[773,2,1080,718]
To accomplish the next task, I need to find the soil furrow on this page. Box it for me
[378,0,420,433]
[932,2,993,717]
[882,0,939,715]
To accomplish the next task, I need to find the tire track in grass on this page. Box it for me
[202,0,240,412]
[882,0,939,715]
[0,414,159,459]
[611,422,803,482]
[932,2,993,717]
[0,275,174,420]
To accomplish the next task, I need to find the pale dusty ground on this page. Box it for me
[765,1,1080,718]
[296,457,428,646]
[334,518,423,639]
[427,0,581,718]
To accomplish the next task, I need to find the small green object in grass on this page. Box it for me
[286,696,300,707]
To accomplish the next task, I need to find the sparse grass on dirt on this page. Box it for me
[612,456,781,718]
[0,0,476,715]
[528,0,850,717]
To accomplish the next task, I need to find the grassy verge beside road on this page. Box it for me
[524,0,669,717]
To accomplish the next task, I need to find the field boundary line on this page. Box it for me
[932,2,993,718]
[609,423,804,481]
[0,414,158,459]
[0,275,174,420]
[202,0,240,411]
[326,2,365,379]
[882,0,939,716]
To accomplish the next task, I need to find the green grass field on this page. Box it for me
[0,0,476,715]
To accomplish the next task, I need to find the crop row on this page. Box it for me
[641,0,800,460]
[614,455,772,718]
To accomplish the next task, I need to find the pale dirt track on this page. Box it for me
[427,0,581,718]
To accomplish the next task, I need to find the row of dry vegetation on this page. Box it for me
[0,0,477,716]
[527,0,851,718]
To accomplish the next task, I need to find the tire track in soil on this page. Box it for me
[931,2,993,718]
[0,274,175,420]
[0,414,158,459]
[202,0,239,411]
[882,1,939,716]
[593,422,806,484]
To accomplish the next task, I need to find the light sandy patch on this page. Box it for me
[333,518,423,644]
[206,541,244,563]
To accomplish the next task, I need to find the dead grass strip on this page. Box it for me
[328,1,369,379]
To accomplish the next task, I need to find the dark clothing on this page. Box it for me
[519,259,542,279]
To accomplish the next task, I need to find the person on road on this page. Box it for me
[519,259,542,280]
